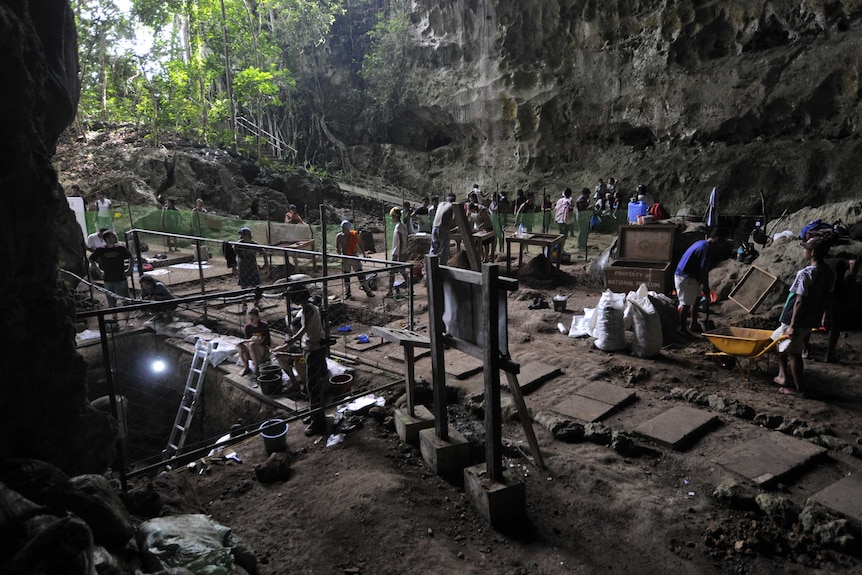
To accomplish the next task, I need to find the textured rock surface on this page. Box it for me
[337,1,862,213]
[0,0,116,475]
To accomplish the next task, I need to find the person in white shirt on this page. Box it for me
[93,191,113,229]
[86,227,108,251]
[430,193,456,265]
[554,188,574,243]
[85,227,109,279]
[387,207,411,296]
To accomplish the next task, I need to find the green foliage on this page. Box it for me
[359,1,415,124]
[73,0,415,168]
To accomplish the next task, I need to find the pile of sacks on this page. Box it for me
[568,284,677,357]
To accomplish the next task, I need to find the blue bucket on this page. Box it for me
[627,201,648,224]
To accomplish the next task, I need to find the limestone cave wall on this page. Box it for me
[0,0,115,474]
[342,0,862,215]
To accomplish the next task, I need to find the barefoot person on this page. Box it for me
[673,228,730,337]
[238,308,271,377]
[277,285,328,436]
[772,237,836,396]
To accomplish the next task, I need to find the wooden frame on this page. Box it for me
[729,266,779,313]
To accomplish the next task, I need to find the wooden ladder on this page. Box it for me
[165,339,212,457]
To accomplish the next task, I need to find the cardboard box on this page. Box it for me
[606,225,676,294]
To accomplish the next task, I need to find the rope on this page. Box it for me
[61,269,140,304]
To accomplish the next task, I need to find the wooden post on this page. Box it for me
[426,254,449,441]
[483,263,503,482]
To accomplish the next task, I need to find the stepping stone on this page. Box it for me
[576,381,637,406]
[551,381,637,423]
[503,362,562,394]
[715,431,827,487]
[633,405,719,450]
[554,396,620,423]
[810,475,862,524]
[445,351,484,380]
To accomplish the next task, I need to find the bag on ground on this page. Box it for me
[625,284,662,357]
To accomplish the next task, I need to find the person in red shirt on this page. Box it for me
[335,220,374,299]
[238,308,271,377]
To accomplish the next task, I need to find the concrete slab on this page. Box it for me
[394,404,435,445]
[576,381,637,406]
[553,395,621,423]
[420,427,471,480]
[504,362,562,394]
[715,431,827,486]
[445,351,484,380]
[551,381,637,423]
[464,464,526,529]
[810,475,862,525]
[633,405,719,450]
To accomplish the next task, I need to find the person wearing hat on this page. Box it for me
[387,207,411,297]
[234,227,269,288]
[771,236,836,396]
[335,220,374,299]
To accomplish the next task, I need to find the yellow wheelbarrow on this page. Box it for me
[702,327,787,381]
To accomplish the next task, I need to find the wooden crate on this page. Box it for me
[606,225,676,294]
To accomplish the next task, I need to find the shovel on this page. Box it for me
[700,299,716,332]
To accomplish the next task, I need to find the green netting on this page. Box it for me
[515,211,539,233]
[84,207,329,248]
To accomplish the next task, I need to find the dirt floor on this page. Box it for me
[129,231,862,575]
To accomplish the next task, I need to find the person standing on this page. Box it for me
[606,177,617,199]
[554,188,574,244]
[275,285,328,436]
[470,183,483,202]
[386,207,411,296]
[488,192,504,251]
[233,227,268,288]
[430,193,456,265]
[541,193,553,233]
[515,191,537,233]
[161,198,181,252]
[89,230,133,327]
[191,198,208,236]
[674,228,730,337]
[69,184,88,210]
[772,237,836,395]
[822,254,859,363]
[574,188,592,258]
[238,308,271,377]
[593,178,606,203]
[335,220,374,298]
[93,191,113,230]
[414,197,432,233]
